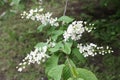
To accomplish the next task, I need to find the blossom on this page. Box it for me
[16,46,49,72]
[85,23,96,32]
[21,7,59,27]
[77,43,114,57]
[17,68,22,72]
[63,21,85,41]
[16,39,57,72]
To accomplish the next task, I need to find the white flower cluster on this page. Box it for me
[16,46,49,72]
[63,21,85,41]
[21,7,59,27]
[77,43,114,57]
[85,23,96,33]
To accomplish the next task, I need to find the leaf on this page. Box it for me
[47,27,56,35]
[62,41,73,54]
[52,30,64,35]
[48,64,65,80]
[77,68,98,80]
[68,78,84,80]
[49,48,59,53]
[12,0,20,5]
[62,65,72,80]
[58,16,74,23]
[51,30,64,41]
[45,55,59,73]
[49,41,64,53]
[63,59,80,80]
[37,24,46,32]
[35,42,47,48]
[66,59,78,78]
[72,48,86,63]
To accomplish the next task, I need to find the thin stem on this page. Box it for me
[63,0,69,16]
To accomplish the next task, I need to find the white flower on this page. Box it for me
[16,46,49,72]
[45,12,52,18]
[21,8,59,27]
[63,21,85,41]
[39,8,44,12]
[18,68,22,72]
[85,23,96,33]
[39,0,42,4]
[63,31,71,41]
[90,43,97,47]
[77,43,113,57]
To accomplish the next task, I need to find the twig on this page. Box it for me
[63,0,69,16]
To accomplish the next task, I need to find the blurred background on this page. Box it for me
[0,0,120,80]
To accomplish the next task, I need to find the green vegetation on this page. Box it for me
[0,0,120,80]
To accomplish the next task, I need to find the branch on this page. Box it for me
[63,0,69,16]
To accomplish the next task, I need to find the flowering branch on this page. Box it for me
[17,0,114,80]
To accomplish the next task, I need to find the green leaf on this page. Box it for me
[63,59,80,80]
[52,30,64,35]
[66,59,78,78]
[62,41,73,54]
[62,65,72,80]
[12,0,20,5]
[35,42,47,48]
[72,48,86,63]
[49,41,64,53]
[68,78,84,80]
[37,24,46,32]
[58,16,74,23]
[51,30,64,41]
[47,27,56,35]
[49,48,59,53]
[48,64,65,80]
[77,68,98,80]
[45,55,59,73]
